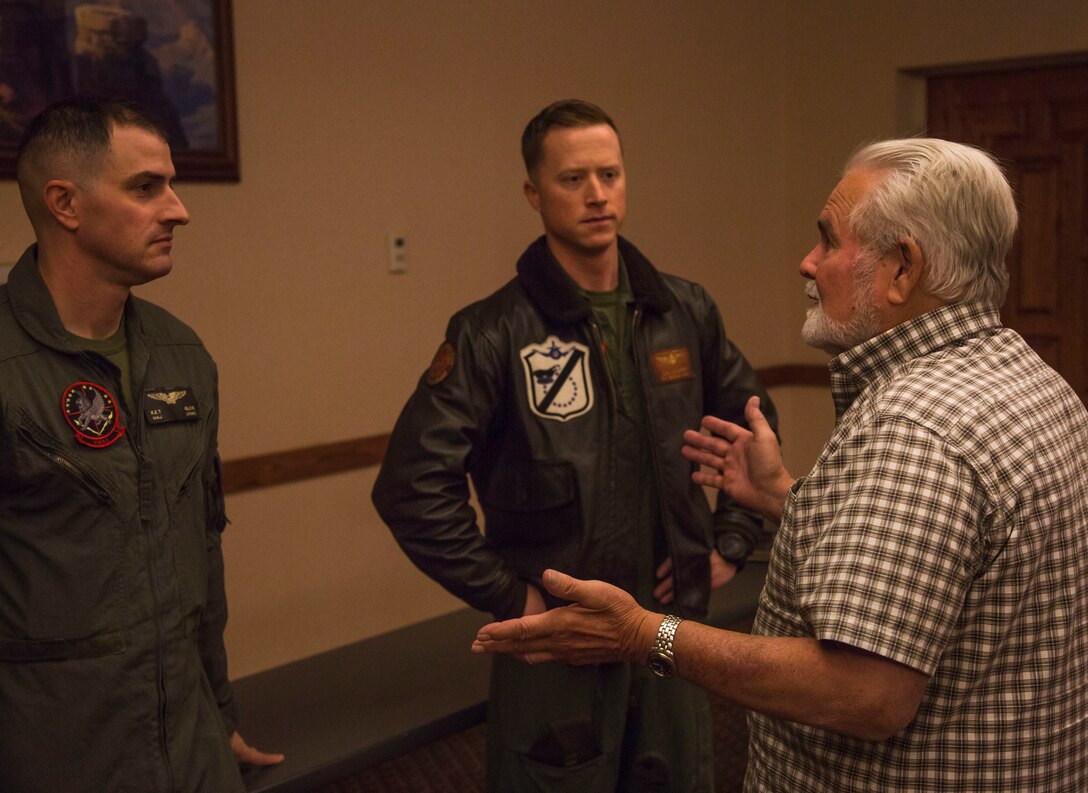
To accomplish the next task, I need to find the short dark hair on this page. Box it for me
[16,96,169,188]
[521,99,619,176]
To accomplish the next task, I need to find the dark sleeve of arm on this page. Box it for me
[195,366,238,736]
[372,315,527,620]
[698,291,779,556]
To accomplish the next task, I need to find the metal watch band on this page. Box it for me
[650,614,682,665]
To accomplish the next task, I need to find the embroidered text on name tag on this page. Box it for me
[145,387,199,423]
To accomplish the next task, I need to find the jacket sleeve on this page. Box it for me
[196,371,239,736]
[696,288,780,559]
[372,313,528,620]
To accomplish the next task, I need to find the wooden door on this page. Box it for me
[928,63,1088,404]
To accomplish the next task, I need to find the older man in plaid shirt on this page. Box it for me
[472,138,1088,792]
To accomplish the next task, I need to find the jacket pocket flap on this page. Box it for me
[0,631,126,662]
[482,461,576,512]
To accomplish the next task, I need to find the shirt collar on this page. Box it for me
[828,302,1002,418]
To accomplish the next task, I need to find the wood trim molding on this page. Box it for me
[221,363,829,495]
[222,435,389,495]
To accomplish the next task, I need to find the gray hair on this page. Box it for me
[845,138,1018,307]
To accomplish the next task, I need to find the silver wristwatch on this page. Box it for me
[647,614,683,678]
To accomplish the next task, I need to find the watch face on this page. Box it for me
[647,651,675,678]
[719,534,749,563]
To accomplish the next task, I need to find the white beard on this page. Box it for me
[801,270,881,355]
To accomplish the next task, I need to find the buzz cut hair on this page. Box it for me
[16,97,169,193]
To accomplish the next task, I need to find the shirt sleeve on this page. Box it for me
[795,413,989,675]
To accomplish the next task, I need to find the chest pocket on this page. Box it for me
[146,414,216,615]
[0,413,127,659]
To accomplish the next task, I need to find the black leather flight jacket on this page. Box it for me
[373,236,776,621]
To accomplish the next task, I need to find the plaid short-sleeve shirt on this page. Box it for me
[746,303,1088,792]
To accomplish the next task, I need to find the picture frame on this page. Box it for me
[0,0,239,181]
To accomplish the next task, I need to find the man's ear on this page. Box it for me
[43,180,81,231]
[886,236,926,306]
[523,177,541,212]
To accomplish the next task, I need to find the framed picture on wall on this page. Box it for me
[0,0,239,181]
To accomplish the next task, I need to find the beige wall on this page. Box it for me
[1,0,1084,677]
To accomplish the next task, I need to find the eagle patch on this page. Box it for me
[520,336,594,422]
[62,381,126,448]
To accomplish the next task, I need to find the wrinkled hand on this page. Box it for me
[523,582,547,616]
[230,731,284,767]
[681,396,793,523]
[472,569,657,666]
[653,551,736,605]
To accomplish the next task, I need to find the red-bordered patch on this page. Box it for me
[426,342,456,386]
[62,381,126,448]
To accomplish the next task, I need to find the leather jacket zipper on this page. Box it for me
[630,308,682,604]
[587,320,619,409]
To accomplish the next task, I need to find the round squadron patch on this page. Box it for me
[62,381,126,448]
[426,342,455,386]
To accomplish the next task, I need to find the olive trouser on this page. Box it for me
[486,652,714,792]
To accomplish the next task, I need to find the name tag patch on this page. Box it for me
[650,347,695,383]
[145,387,199,424]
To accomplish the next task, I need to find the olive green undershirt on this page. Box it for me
[70,320,134,413]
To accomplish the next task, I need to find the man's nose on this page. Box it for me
[799,246,818,279]
[585,176,606,204]
[164,189,190,226]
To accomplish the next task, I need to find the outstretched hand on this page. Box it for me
[681,395,793,524]
[472,569,658,666]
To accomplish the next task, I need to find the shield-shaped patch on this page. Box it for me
[520,335,595,422]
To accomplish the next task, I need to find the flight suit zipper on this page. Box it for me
[81,349,176,787]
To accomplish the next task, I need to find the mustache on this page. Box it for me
[805,282,819,301]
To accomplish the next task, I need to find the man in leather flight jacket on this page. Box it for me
[372,100,775,792]
[0,99,281,791]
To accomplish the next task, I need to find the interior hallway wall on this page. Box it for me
[0,0,1083,677]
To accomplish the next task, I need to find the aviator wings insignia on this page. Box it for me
[147,390,187,405]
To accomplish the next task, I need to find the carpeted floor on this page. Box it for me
[315,722,486,793]
[315,692,749,793]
